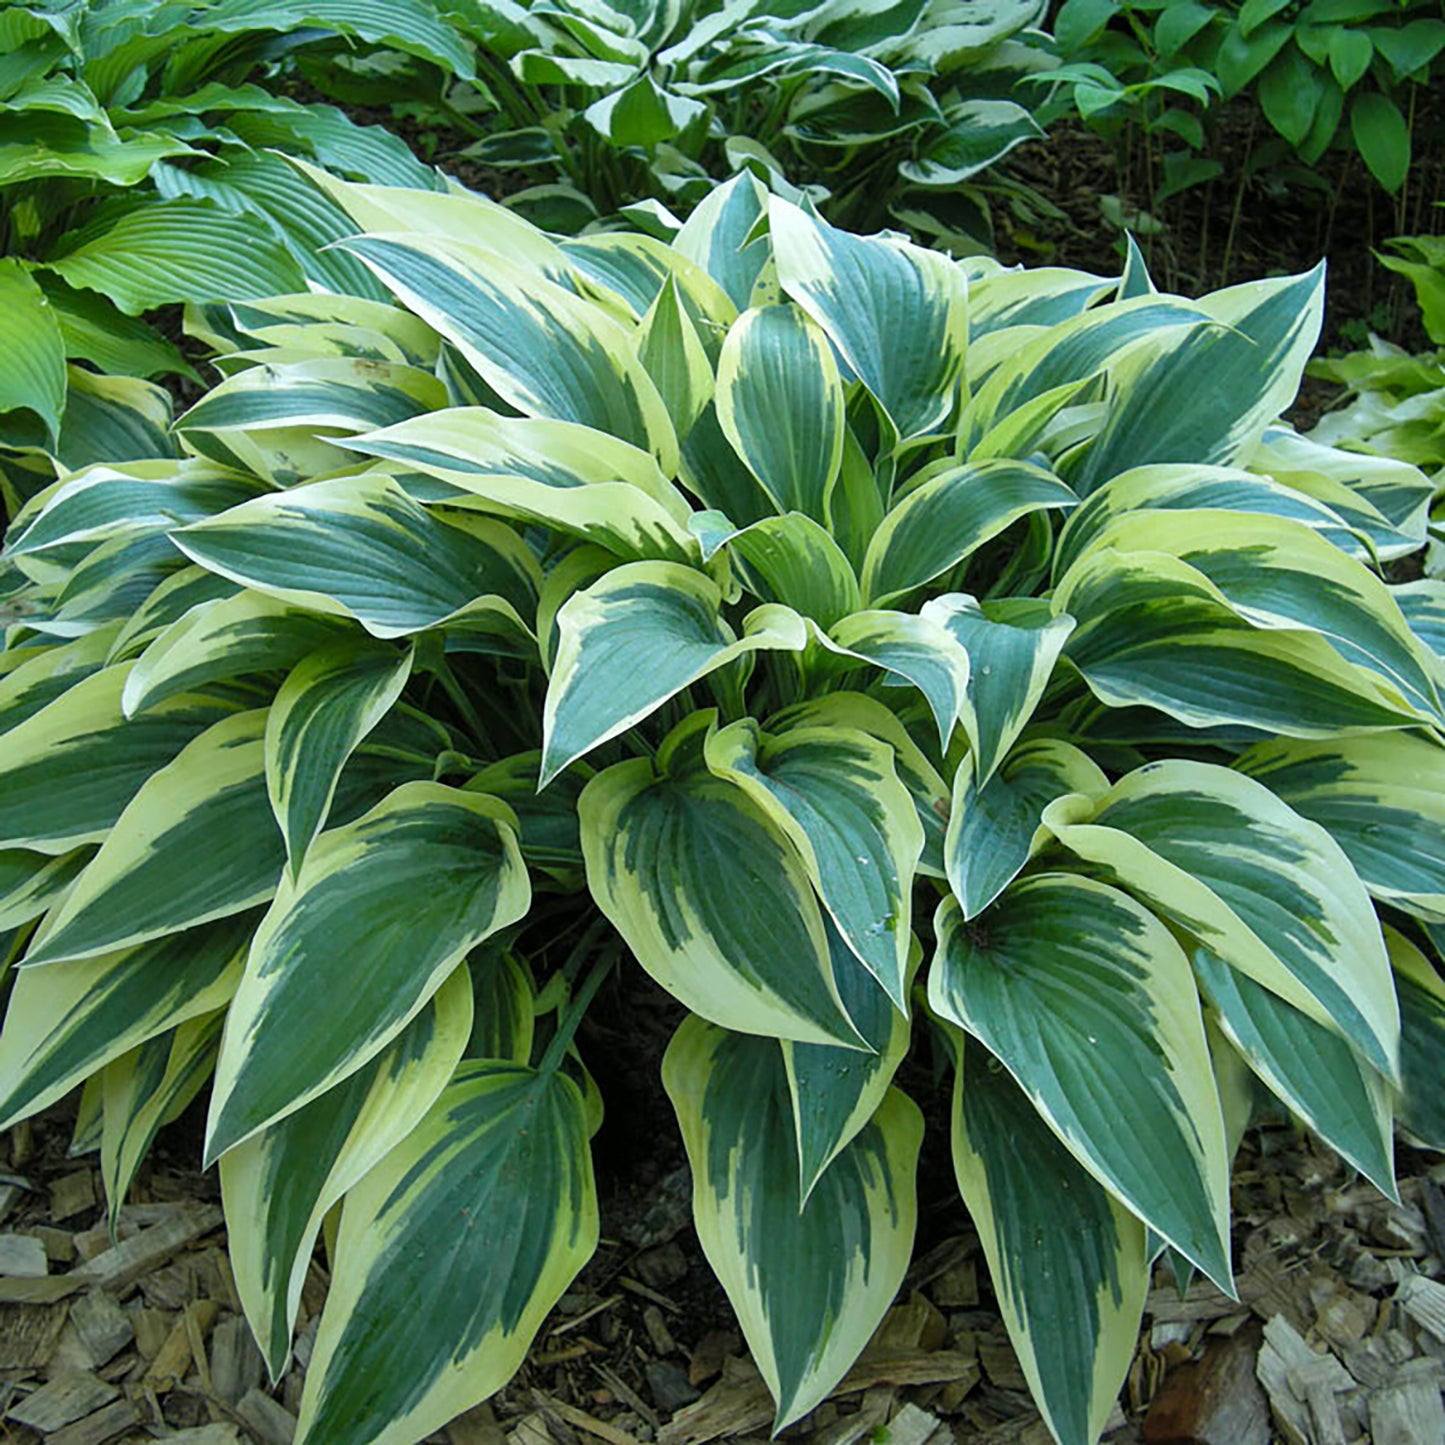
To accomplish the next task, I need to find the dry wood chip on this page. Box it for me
[1369,1372,1445,1445]
[34,1225,78,1265]
[71,1290,134,1367]
[161,1427,243,1443]
[0,1272,80,1303]
[50,1171,98,1221]
[1141,1326,1268,1445]
[235,1386,298,1445]
[876,1295,947,1353]
[686,1330,737,1388]
[642,1304,678,1357]
[446,1401,508,1445]
[1396,1273,1445,1343]
[46,1396,141,1445]
[0,1232,48,1277]
[72,1205,222,1292]
[210,1313,264,1405]
[507,1412,556,1445]
[131,1307,173,1362]
[7,1371,119,1431]
[880,1403,948,1445]
[144,1299,220,1392]
[0,1298,71,1369]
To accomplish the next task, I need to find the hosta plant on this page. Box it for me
[439,0,1048,243]
[4,168,1445,1445]
[0,0,458,513]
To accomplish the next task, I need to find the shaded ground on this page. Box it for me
[0,1076,1441,1444]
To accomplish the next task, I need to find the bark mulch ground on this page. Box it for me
[0,1102,1440,1445]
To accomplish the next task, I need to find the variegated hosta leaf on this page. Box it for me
[946,738,1108,920]
[1041,760,1400,1082]
[862,461,1078,607]
[636,275,715,441]
[715,304,843,523]
[924,595,1076,785]
[344,408,697,563]
[674,172,770,312]
[295,1061,598,1445]
[1388,928,1445,1150]
[266,640,413,876]
[1056,548,1425,736]
[664,1017,923,1430]
[0,663,238,853]
[704,718,922,1012]
[1075,510,1443,723]
[540,562,807,785]
[769,197,967,446]
[0,628,120,737]
[0,848,92,931]
[785,924,918,1201]
[0,913,255,1130]
[1235,732,1445,921]
[207,784,530,1160]
[579,724,861,1047]
[1192,951,1395,1197]
[27,711,283,966]
[947,1030,1149,1445]
[122,591,353,716]
[704,512,861,628]
[176,473,539,640]
[768,692,951,878]
[101,1011,224,1223]
[109,567,241,662]
[1069,267,1325,492]
[340,232,679,473]
[462,947,537,1064]
[822,609,970,747]
[562,232,736,336]
[223,964,474,1378]
[175,358,449,485]
[930,875,1232,1288]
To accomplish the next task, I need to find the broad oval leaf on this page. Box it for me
[930,875,1232,1289]
[206,784,530,1160]
[1041,760,1400,1082]
[222,963,474,1377]
[295,1061,597,1445]
[664,1017,922,1430]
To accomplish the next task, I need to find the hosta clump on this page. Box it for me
[4,171,1445,1445]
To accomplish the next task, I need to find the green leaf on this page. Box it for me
[0,663,238,853]
[1041,760,1400,1081]
[637,276,715,442]
[664,1018,922,1430]
[1329,28,1373,88]
[1258,42,1324,147]
[1193,950,1394,1196]
[341,232,678,473]
[0,914,254,1131]
[295,1062,596,1445]
[221,964,473,1376]
[769,196,967,446]
[344,407,697,564]
[862,460,1078,608]
[1236,732,1445,920]
[674,172,770,312]
[823,609,971,748]
[713,513,862,628]
[947,1030,1149,1445]
[45,200,307,315]
[926,595,1077,785]
[784,922,917,1201]
[0,847,91,931]
[541,562,806,785]
[0,260,65,445]
[266,640,413,877]
[1350,90,1410,192]
[715,305,844,525]
[207,784,530,1160]
[946,738,1108,919]
[176,474,538,640]
[123,591,352,718]
[898,101,1042,187]
[1388,928,1445,1150]
[583,74,706,147]
[100,1011,223,1222]
[26,710,284,966]
[931,875,1232,1288]
[704,719,923,1013]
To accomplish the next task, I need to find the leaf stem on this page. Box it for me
[540,944,616,1075]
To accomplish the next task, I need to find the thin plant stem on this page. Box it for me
[540,946,616,1075]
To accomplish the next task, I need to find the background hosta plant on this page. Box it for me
[4,166,1445,1445]
[436,0,1048,243]
[0,0,459,518]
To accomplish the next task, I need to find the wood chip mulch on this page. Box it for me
[0,1110,1440,1445]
